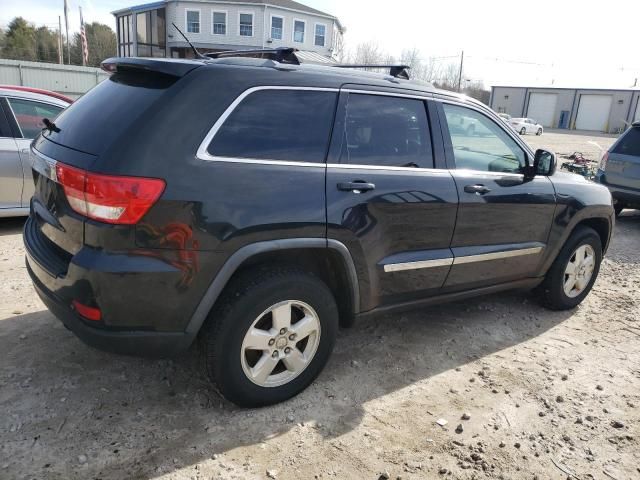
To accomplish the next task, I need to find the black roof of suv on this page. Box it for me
[25,54,614,407]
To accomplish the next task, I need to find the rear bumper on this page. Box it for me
[24,215,198,357]
[594,170,640,206]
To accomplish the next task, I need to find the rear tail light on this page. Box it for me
[599,152,609,171]
[55,162,165,225]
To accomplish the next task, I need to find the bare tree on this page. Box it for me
[353,41,384,68]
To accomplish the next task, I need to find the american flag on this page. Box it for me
[79,6,89,66]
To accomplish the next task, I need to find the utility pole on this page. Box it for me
[457,50,464,92]
[58,16,63,64]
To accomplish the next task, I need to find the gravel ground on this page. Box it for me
[524,130,617,165]
[1,132,639,480]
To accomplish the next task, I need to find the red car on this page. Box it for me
[0,85,74,104]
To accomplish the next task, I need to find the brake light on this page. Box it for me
[600,151,609,171]
[55,162,165,224]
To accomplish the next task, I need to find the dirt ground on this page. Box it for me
[1,132,639,480]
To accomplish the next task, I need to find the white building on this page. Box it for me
[112,0,344,59]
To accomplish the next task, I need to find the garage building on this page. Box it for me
[490,86,640,133]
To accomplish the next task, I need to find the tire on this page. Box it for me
[536,128,543,136]
[614,204,624,216]
[200,266,339,407]
[537,226,602,310]
[520,127,526,135]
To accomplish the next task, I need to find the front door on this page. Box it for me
[437,101,556,291]
[326,90,458,311]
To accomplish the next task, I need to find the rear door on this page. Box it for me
[604,126,640,190]
[5,97,65,207]
[437,100,556,291]
[326,88,458,311]
[0,98,23,209]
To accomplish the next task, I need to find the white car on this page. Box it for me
[510,117,543,136]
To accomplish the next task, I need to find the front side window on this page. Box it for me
[186,10,200,33]
[8,98,63,139]
[208,89,337,163]
[314,24,326,47]
[340,94,433,168]
[239,13,253,36]
[271,16,283,40]
[213,11,226,35]
[442,103,526,173]
[293,20,305,43]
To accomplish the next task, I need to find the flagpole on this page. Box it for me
[64,0,70,64]
[58,16,63,64]
[79,6,85,66]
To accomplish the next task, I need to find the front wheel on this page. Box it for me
[200,266,339,407]
[537,226,602,310]
[536,128,543,136]
[614,204,625,216]
[520,127,526,135]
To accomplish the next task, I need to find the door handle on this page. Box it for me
[464,184,491,195]
[337,181,376,193]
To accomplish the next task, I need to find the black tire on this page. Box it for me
[200,266,339,407]
[614,204,624,216]
[536,128,543,136]
[537,226,602,310]
[520,127,526,135]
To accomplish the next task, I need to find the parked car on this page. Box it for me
[497,113,511,123]
[24,54,614,407]
[595,121,640,215]
[0,87,70,217]
[510,117,543,136]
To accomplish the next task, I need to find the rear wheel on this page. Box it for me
[520,127,526,135]
[537,226,602,310]
[200,266,339,407]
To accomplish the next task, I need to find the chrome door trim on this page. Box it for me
[383,246,544,273]
[453,246,543,265]
[384,258,453,273]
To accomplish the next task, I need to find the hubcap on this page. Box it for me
[240,300,321,388]
[563,244,596,298]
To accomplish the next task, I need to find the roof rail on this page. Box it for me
[206,47,300,65]
[332,64,411,80]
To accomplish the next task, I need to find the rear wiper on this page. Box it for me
[42,118,60,133]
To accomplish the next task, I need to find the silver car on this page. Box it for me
[0,87,69,217]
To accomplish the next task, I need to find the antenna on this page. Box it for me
[171,22,208,60]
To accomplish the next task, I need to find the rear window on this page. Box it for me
[42,71,176,155]
[613,127,640,156]
[207,89,337,163]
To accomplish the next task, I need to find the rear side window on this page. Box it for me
[340,93,433,168]
[613,127,640,156]
[208,89,337,163]
[7,98,63,139]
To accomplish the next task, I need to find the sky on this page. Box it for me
[1,0,639,89]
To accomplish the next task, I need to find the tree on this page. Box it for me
[70,22,116,67]
[2,17,37,61]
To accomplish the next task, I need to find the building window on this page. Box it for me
[117,14,133,56]
[271,16,283,40]
[293,20,305,43]
[314,23,326,47]
[239,13,253,36]
[213,11,226,35]
[135,8,166,57]
[186,9,200,33]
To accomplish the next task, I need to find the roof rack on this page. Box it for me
[332,64,411,80]
[206,47,300,64]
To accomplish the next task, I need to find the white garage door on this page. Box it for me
[575,95,612,131]
[527,93,558,127]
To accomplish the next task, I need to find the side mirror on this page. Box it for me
[533,149,557,177]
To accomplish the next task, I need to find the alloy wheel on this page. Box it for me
[563,244,596,298]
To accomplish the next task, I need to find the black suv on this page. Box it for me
[25,53,614,407]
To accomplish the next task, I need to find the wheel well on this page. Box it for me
[231,248,356,327]
[574,217,610,252]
